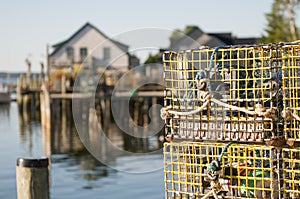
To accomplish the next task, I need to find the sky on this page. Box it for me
[0,0,276,72]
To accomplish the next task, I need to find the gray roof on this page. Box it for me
[50,22,129,56]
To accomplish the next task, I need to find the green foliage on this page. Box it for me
[260,0,300,43]
[184,25,198,34]
[169,25,198,40]
[144,53,162,64]
[170,29,182,40]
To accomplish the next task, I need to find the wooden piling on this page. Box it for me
[152,97,158,128]
[40,83,51,131]
[105,96,111,125]
[26,59,31,87]
[16,157,49,199]
[17,75,24,108]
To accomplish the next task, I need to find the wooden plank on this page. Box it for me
[113,91,164,97]
[50,93,93,99]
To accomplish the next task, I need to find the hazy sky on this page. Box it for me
[0,0,275,72]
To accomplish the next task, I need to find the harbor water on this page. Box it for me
[0,102,164,199]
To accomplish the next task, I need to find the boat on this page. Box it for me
[0,83,10,103]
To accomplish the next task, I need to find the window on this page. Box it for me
[80,47,88,60]
[66,47,74,60]
[103,47,110,61]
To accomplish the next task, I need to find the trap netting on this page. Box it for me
[282,147,300,198]
[164,141,300,199]
[162,43,300,143]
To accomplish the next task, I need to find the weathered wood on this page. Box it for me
[105,98,111,124]
[61,75,66,94]
[40,83,51,131]
[16,157,49,199]
[16,75,24,108]
[50,93,93,99]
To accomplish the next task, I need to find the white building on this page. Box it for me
[49,22,139,71]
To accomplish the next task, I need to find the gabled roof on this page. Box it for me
[169,26,260,50]
[50,22,129,56]
[208,32,234,45]
[233,37,258,45]
[170,26,204,50]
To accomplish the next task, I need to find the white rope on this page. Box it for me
[210,98,276,118]
[201,189,219,199]
[291,112,300,121]
[281,109,300,122]
[167,100,210,116]
[164,95,276,119]
[210,98,256,115]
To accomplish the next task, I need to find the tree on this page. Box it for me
[260,0,299,43]
[144,53,162,64]
[169,25,198,41]
[286,0,299,40]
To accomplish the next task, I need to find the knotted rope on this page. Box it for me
[161,90,277,120]
[281,108,300,121]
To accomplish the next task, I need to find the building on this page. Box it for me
[49,22,139,72]
[169,26,258,51]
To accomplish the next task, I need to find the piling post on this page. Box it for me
[61,75,67,137]
[143,97,149,151]
[46,44,50,82]
[16,157,49,199]
[40,82,51,131]
[31,75,39,111]
[152,97,158,127]
[25,59,31,87]
[40,62,45,83]
[105,96,111,125]
[23,60,32,112]
[61,74,66,94]
[17,75,24,108]
[133,98,140,149]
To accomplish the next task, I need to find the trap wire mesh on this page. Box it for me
[162,43,300,143]
[164,141,300,199]
[282,147,300,198]
[281,44,300,142]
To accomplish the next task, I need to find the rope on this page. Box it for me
[218,142,234,163]
[167,100,210,116]
[291,112,300,121]
[208,46,225,92]
[201,189,219,199]
[281,108,300,121]
[210,98,277,118]
[203,143,235,199]
[161,91,211,119]
[207,142,234,178]
[162,91,277,119]
[208,46,225,72]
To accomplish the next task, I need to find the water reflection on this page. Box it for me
[17,103,41,154]
[0,103,10,120]
[39,97,164,184]
[0,101,164,198]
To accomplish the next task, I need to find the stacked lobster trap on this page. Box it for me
[161,43,300,198]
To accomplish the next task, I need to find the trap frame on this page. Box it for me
[162,43,300,143]
[164,141,300,199]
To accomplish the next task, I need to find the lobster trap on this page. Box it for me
[162,43,300,143]
[164,141,300,199]
[282,147,300,198]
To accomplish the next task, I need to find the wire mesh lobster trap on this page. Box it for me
[282,147,300,198]
[164,141,294,199]
[162,43,300,143]
[281,44,300,142]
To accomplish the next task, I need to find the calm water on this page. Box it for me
[0,102,164,199]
